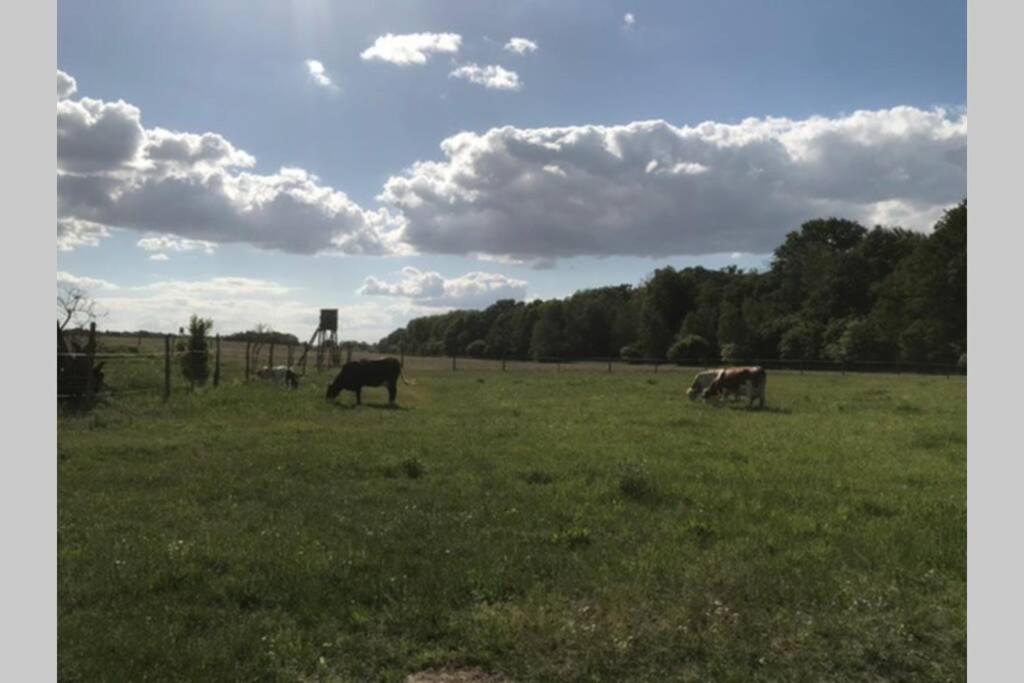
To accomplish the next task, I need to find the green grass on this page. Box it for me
[58,368,966,682]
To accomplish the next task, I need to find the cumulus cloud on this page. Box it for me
[449,63,521,91]
[136,234,216,254]
[504,37,538,55]
[56,70,403,255]
[149,253,169,261]
[359,267,528,308]
[57,217,112,251]
[305,59,338,90]
[57,70,76,99]
[360,33,461,65]
[379,107,967,259]
[57,97,146,173]
[624,13,636,26]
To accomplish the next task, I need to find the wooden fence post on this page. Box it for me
[214,334,221,387]
[608,358,612,373]
[164,335,171,401]
[245,341,251,383]
[452,354,457,371]
[654,362,659,374]
[268,342,275,369]
[400,345,405,369]
[502,355,506,372]
[84,322,97,403]
[347,343,353,364]
[287,344,293,369]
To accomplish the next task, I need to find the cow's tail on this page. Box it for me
[399,367,415,386]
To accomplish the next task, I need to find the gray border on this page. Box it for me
[1,0,56,679]
[968,1,1021,679]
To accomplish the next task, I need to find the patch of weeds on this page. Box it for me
[646,378,658,386]
[617,460,660,504]
[523,469,555,485]
[477,377,486,384]
[552,526,592,549]
[381,457,425,479]
[911,429,961,451]
[856,500,898,518]
[894,402,924,415]
[687,520,716,549]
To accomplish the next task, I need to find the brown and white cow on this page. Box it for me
[701,366,766,408]
[687,369,749,402]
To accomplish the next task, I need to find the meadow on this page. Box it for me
[58,356,966,682]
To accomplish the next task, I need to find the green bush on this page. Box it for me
[465,339,488,357]
[619,343,643,360]
[719,342,748,364]
[667,334,711,363]
[180,315,213,385]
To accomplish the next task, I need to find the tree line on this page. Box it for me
[378,201,966,366]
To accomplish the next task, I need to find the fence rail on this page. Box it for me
[57,329,965,408]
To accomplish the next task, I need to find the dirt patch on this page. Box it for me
[406,668,514,683]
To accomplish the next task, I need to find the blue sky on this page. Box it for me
[57,0,966,341]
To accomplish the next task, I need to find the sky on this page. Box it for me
[56,0,967,342]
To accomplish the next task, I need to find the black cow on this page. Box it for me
[326,357,406,405]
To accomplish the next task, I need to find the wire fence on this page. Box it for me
[57,327,965,407]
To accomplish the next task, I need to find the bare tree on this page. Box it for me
[57,283,104,331]
[250,322,274,365]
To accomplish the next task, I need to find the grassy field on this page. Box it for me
[58,363,966,682]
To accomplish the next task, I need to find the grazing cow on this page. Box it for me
[687,369,747,402]
[687,370,721,401]
[256,365,300,389]
[702,366,767,409]
[326,357,406,406]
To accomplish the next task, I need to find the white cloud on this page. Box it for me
[379,107,967,259]
[136,234,216,254]
[305,59,338,91]
[57,217,112,251]
[149,253,169,261]
[359,267,528,308]
[449,63,521,91]
[57,70,77,100]
[56,71,403,256]
[56,272,424,340]
[360,33,461,66]
[57,271,119,291]
[504,37,538,55]
[624,13,636,26]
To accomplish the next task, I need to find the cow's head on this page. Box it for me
[686,376,704,401]
[325,362,356,401]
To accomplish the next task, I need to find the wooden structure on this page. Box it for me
[295,308,341,373]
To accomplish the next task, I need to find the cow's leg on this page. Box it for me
[387,379,397,404]
[355,387,362,405]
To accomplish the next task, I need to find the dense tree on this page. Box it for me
[377,202,966,367]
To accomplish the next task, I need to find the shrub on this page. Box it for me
[667,334,711,363]
[719,342,748,364]
[620,343,643,360]
[180,315,213,385]
[466,339,488,357]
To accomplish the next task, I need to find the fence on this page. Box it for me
[395,352,966,378]
[56,329,347,404]
[56,329,965,405]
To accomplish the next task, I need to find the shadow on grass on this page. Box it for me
[331,401,410,411]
